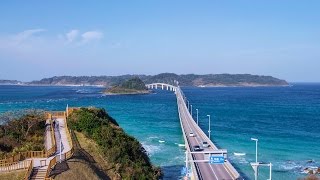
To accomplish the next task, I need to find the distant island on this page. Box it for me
[105,77,150,95]
[0,73,289,87]
[0,79,23,85]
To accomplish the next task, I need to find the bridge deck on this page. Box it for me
[176,87,240,180]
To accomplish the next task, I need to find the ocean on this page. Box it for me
[0,84,319,179]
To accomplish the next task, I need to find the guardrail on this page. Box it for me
[176,91,200,180]
[0,160,31,172]
[0,153,21,164]
[178,87,241,179]
[46,118,57,157]
[45,156,57,179]
[23,160,33,180]
[44,113,74,179]
[50,111,66,118]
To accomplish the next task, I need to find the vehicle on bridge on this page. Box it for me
[202,141,209,148]
[192,145,203,152]
[189,132,196,137]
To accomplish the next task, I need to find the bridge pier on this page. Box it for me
[166,86,169,90]
[162,84,164,90]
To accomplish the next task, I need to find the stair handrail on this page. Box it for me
[23,160,33,180]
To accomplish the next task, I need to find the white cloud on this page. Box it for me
[0,29,105,56]
[13,29,46,43]
[66,29,79,43]
[81,31,103,44]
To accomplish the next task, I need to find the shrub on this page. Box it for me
[68,108,160,179]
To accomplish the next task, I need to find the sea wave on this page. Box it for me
[141,142,161,156]
[229,154,249,164]
[76,89,96,94]
[275,160,320,174]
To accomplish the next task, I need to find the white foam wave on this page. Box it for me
[147,136,159,140]
[141,142,161,156]
[273,160,320,174]
[233,152,246,156]
[76,89,93,94]
[229,154,249,164]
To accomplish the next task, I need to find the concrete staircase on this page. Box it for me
[30,166,47,180]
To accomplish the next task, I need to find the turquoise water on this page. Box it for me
[0,84,319,179]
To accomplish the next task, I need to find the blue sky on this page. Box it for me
[0,1,319,82]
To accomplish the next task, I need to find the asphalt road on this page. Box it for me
[177,88,236,180]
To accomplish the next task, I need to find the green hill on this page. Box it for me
[66,108,161,179]
[27,73,289,87]
[105,77,149,94]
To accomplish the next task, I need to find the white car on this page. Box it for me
[202,141,209,148]
[189,132,196,137]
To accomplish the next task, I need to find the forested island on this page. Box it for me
[105,77,149,95]
[1,73,289,87]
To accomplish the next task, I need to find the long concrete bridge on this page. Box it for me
[147,83,241,180]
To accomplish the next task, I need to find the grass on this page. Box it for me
[51,131,118,180]
[0,170,26,180]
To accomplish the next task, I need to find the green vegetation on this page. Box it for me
[52,131,115,180]
[0,110,45,158]
[27,73,288,87]
[106,77,149,94]
[143,73,289,86]
[67,108,161,179]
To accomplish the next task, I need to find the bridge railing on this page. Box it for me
[178,87,240,179]
[176,90,200,180]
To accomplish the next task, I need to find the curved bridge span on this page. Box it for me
[145,83,177,92]
[147,83,241,180]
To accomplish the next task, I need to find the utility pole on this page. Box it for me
[207,115,211,139]
[251,138,259,180]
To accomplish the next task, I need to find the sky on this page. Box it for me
[0,1,319,82]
